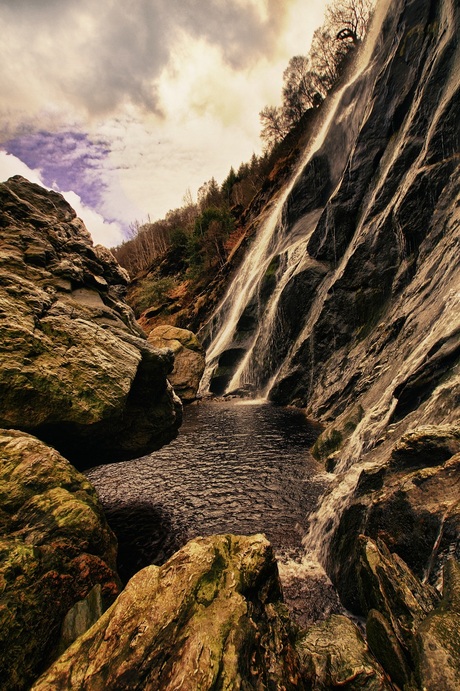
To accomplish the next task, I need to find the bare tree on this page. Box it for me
[259,105,290,151]
[326,0,374,45]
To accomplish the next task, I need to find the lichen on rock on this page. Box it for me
[0,429,120,691]
[32,534,305,690]
[0,176,182,467]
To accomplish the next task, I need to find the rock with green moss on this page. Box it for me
[0,429,120,691]
[148,325,205,402]
[32,534,305,690]
[297,614,392,689]
[0,176,181,467]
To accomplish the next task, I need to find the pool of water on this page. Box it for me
[87,400,330,601]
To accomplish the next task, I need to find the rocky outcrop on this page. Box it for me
[346,536,459,690]
[414,558,460,690]
[32,534,304,690]
[147,325,205,402]
[328,425,460,611]
[0,429,120,690]
[0,176,181,467]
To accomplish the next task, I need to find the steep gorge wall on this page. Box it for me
[203,0,459,453]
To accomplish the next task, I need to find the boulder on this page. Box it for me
[148,325,205,402]
[296,614,392,690]
[32,534,305,690]
[0,177,181,467]
[414,559,460,690]
[356,537,439,651]
[328,425,460,611]
[0,429,120,691]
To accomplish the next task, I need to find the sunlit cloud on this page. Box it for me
[0,0,329,247]
[0,151,124,247]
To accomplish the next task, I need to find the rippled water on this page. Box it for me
[87,400,337,622]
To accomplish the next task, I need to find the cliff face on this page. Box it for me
[203,0,459,454]
[0,177,182,467]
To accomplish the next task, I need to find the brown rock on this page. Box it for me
[0,177,181,466]
[148,325,205,402]
[0,429,120,690]
[32,534,305,690]
[297,614,392,689]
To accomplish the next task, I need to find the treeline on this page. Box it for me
[260,0,373,150]
[113,153,271,278]
[112,0,373,287]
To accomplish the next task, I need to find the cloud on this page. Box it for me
[0,150,124,247]
[0,0,328,232]
[0,0,309,119]
[61,190,125,247]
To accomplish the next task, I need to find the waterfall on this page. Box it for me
[200,0,392,398]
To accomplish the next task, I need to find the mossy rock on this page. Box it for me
[32,534,304,690]
[0,429,119,690]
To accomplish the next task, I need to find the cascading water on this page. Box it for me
[199,0,460,599]
[200,0,390,398]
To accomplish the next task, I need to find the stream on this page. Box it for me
[87,399,343,625]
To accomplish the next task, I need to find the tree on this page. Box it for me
[326,0,373,45]
[259,105,289,152]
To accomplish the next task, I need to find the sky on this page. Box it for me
[0,0,328,247]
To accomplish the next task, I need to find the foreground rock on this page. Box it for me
[147,325,205,402]
[0,176,181,467]
[297,614,391,690]
[32,534,304,690]
[415,559,460,690]
[0,429,120,691]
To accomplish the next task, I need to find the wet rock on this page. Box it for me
[329,426,460,609]
[297,614,392,690]
[32,534,305,690]
[366,609,412,690]
[0,177,181,467]
[0,429,119,691]
[147,325,205,402]
[356,537,439,652]
[414,559,460,690]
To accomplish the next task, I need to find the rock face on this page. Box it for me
[0,429,120,691]
[147,325,205,402]
[329,425,460,611]
[0,177,181,467]
[201,0,459,456]
[297,614,391,690]
[32,534,304,690]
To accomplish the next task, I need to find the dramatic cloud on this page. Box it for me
[0,152,125,246]
[0,0,327,246]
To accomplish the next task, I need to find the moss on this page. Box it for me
[312,428,343,461]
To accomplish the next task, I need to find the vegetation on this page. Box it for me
[112,0,374,320]
[260,0,373,151]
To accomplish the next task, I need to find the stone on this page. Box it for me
[366,609,412,690]
[148,325,205,402]
[0,177,181,467]
[414,559,460,690]
[356,537,439,651]
[297,614,392,689]
[0,429,120,691]
[328,428,460,611]
[57,584,103,655]
[32,534,305,690]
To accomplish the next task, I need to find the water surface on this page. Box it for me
[87,400,327,585]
